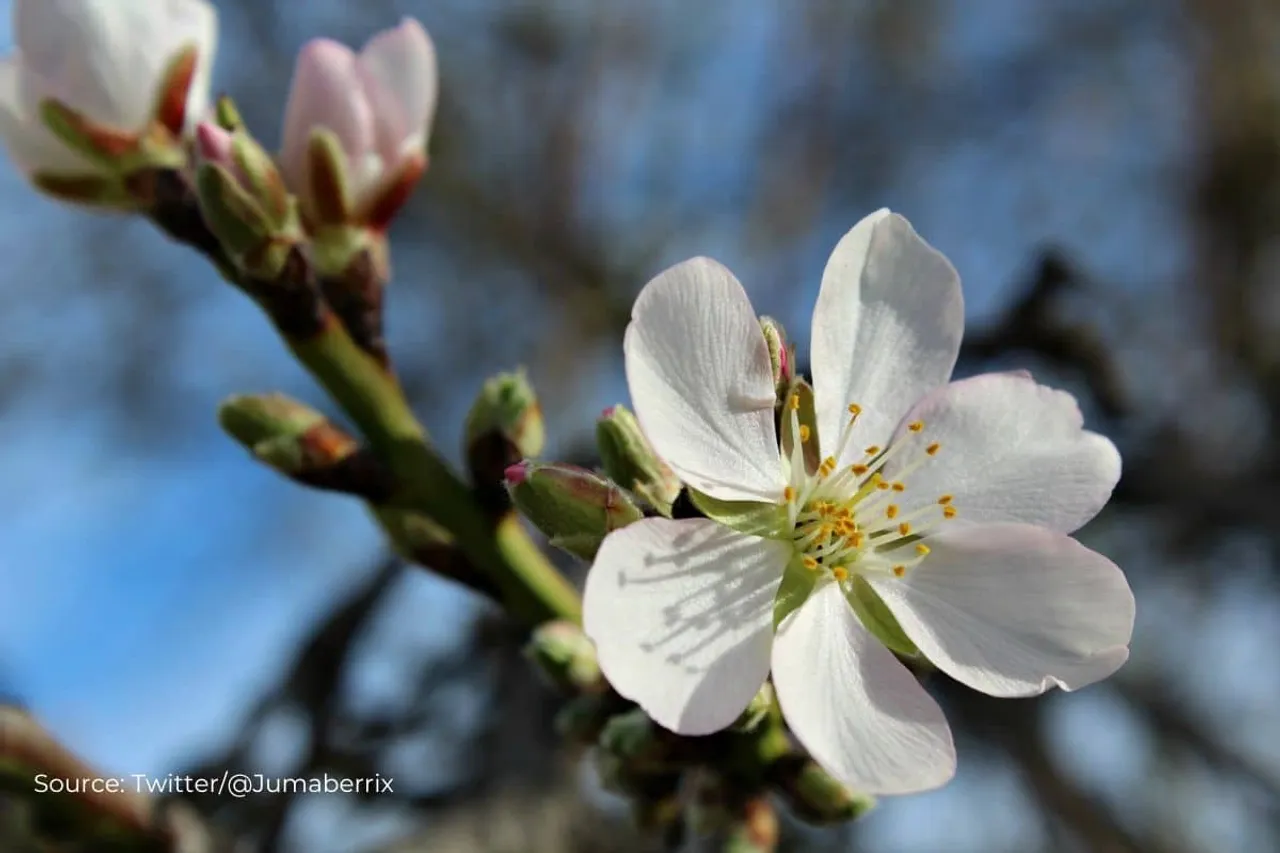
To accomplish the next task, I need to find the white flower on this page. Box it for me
[583,209,1135,795]
[0,0,217,175]
[279,18,437,227]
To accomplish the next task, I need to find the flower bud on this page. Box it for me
[769,754,876,824]
[597,708,676,772]
[0,0,217,206]
[730,682,776,734]
[523,620,601,693]
[504,462,642,560]
[194,122,300,277]
[596,404,681,517]
[719,797,779,853]
[759,316,794,402]
[465,371,545,490]
[279,18,436,231]
[217,393,392,500]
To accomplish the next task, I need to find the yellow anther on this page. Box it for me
[788,395,800,411]
[784,486,796,502]
[891,481,906,492]
[876,480,890,491]
[823,455,836,469]
[885,505,899,519]
[937,494,953,505]
[847,402,862,416]
[908,420,925,433]
[798,425,811,442]
[802,556,819,571]
[864,445,881,456]
[926,442,941,456]
[892,565,906,577]
[832,566,849,582]
[898,522,912,536]
[915,543,931,556]
[850,464,869,476]
[942,505,958,519]
[851,531,865,548]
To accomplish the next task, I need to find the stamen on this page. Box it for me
[847,403,862,417]
[864,445,881,456]
[799,425,811,443]
[850,464,869,476]
[908,420,925,433]
[915,543,931,556]
[943,505,958,519]
[784,486,796,503]
[885,505,899,519]
[891,481,906,492]
[802,556,819,571]
[898,522,911,536]
[938,494,953,505]
[832,566,849,582]
[926,442,940,456]
[892,565,906,577]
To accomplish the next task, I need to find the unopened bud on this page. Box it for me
[719,797,779,853]
[505,462,642,560]
[465,371,545,494]
[731,682,776,733]
[195,123,299,278]
[218,394,393,500]
[598,708,676,772]
[596,404,681,516]
[524,620,601,693]
[759,316,793,401]
[770,755,876,825]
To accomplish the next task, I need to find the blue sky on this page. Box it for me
[3,1,1271,852]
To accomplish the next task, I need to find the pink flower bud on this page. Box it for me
[504,462,532,486]
[279,18,437,226]
[0,0,218,175]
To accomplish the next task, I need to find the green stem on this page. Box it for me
[288,317,582,626]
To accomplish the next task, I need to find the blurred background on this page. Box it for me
[2,0,1279,850]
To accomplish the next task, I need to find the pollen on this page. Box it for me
[802,555,818,571]
[892,565,906,577]
[784,486,796,502]
[942,505,958,519]
[850,464,869,476]
[850,531,865,547]
[937,494,953,505]
[788,395,800,411]
[898,522,912,536]
[885,504,899,519]
[832,566,849,582]
[908,420,925,433]
[847,403,862,416]
[915,543,931,556]
[864,445,881,456]
[891,481,906,492]
[798,425,811,443]
[926,442,941,456]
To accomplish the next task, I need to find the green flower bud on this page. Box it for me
[598,708,676,772]
[465,371,545,490]
[596,404,681,516]
[770,755,876,824]
[523,620,601,693]
[730,682,776,734]
[759,316,794,401]
[504,462,642,560]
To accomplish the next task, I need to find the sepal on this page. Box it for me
[596,403,681,516]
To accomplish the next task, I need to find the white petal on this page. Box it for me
[811,210,964,459]
[279,39,376,200]
[625,257,787,503]
[868,524,1135,698]
[0,57,90,174]
[357,18,438,164]
[583,518,788,735]
[888,372,1121,533]
[772,581,956,795]
[15,0,217,130]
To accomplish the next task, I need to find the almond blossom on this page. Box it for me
[278,18,437,229]
[583,209,1135,795]
[0,0,217,176]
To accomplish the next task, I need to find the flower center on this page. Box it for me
[780,399,956,588]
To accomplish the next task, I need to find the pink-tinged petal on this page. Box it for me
[356,18,438,168]
[0,56,89,174]
[887,372,1121,533]
[868,524,1135,698]
[772,581,956,795]
[14,0,217,131]
[625,257,787,503]
[279,39,375,200]
[584,518,789,735]
[811,210,964,459]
